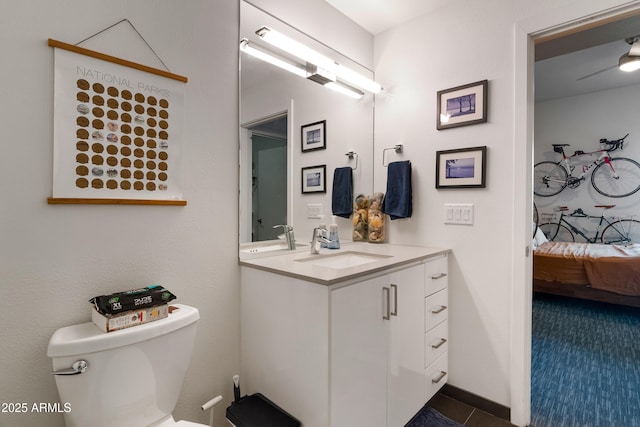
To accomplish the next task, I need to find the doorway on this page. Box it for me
[530,9,640,427]
[244,114,288,242]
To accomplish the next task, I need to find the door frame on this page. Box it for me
[511,2,640,425]
[240,104,293,243]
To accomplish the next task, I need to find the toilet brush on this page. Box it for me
[233,374,241,402]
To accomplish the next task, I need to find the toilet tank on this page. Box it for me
[47,304,199,427]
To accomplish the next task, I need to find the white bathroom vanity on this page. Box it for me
[239,242,450,427]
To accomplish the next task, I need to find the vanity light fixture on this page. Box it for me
[325,82,364,99]
[240,38,308,78]
[255,26,382,94]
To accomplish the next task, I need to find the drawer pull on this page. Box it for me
[431,338,447,349]
[383,287,390,320]
[432,371,447,384]
[390,284,398,316]
[431,305,447,314]
[430,273,447,280]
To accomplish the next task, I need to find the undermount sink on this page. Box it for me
[295,251,392,269]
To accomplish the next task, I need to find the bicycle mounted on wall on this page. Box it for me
[538,205,640,244]
[534,134,640,198]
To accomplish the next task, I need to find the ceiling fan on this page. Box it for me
[577,35,640,81]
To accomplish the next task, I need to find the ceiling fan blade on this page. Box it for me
[576,64,618,81]
[629,40,640,56]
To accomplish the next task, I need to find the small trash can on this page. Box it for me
[226,393,301,427]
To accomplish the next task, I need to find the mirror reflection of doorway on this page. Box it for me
[247,115,287,241]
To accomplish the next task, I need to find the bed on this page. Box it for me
[532,235,640,308]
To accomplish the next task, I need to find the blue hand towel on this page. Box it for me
[332,167,353,218]
[382,161,412,220]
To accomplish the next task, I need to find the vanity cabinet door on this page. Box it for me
[387,264,427,427]
[331,275,388,427]
[331,264,426,427]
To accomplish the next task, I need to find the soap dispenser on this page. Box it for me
[319,215,328,248]
[328,215,340,249]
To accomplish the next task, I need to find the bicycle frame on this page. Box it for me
[555,147,617,182]
[553,211,615,243]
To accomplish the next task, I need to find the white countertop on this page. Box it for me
[239,242,450,285]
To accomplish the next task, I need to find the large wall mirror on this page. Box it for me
[239,1,375,246]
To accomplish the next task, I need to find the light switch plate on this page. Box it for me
[307,203,323,219]
[444,203,474,225]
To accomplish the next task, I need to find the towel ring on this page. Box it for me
[346,151,358,170]
[383,144,403,167]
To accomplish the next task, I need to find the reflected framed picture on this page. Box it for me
[436,146,487,189]
[301,120,326,152]
[301,165,326,194]
[436,80,488,130]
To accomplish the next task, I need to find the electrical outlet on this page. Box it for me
[444,203,474,225]
[307,203,323,219]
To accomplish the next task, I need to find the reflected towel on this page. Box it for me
[332,167,353,218]
[382,161,412,220]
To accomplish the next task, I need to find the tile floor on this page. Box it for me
[428,392,517,427]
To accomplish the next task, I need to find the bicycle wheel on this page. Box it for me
[600,219,640,244]
[591,157,640,198]
[534,161,568,197]
[539,222,574,242]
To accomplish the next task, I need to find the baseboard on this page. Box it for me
[439,384,511,421]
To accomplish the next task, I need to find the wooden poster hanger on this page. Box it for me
[47,19,188,206]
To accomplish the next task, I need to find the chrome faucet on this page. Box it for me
[310,227,331,254]
[273,224,296,250]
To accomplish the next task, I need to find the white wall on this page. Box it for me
[535,84,640,227]
[372,0,640,423]
[0,1,239,426]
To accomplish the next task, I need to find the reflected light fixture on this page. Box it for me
[619,53,640,72]
[325,82,364,99]
[256,26,382,94]
[240,38,308,78]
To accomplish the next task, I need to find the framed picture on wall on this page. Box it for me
[301,120,326,152]
[436,80,488,130]
[301,165,326,193]
[436,146,487,188]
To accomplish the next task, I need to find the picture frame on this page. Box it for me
[436,146,487,189]
[301,120,326,152]
[301,165,327,193]
[436,80,488,130]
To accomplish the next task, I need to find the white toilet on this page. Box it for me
[47,304,208,427]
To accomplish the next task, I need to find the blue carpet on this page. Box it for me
[405,405,464,427]
[531,294,640,427]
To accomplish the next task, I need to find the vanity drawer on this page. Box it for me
[425,256,448,296]
[425,320,448,367]
[425,352,448,401]
[425,288,448,331]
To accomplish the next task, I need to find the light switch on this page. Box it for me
[307,203,323,219]
[444,203,474,225]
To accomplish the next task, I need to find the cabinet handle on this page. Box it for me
[431,305,447,314]
[383,287,390,320]
[390,284,398,316]
[431,338,447,349]
[430,273,447,280]
[432,371,447,384]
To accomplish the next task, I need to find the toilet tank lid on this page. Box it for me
[47,304,199,358]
